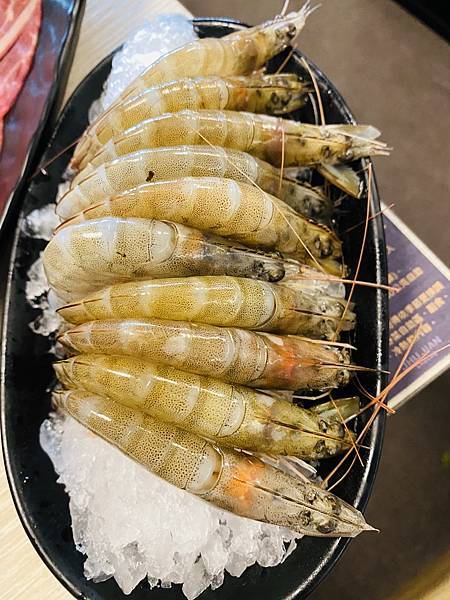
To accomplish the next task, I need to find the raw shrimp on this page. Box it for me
[78,6,313,133]
[73,73,311,169]
[57,276,355,340]
[54,353,355,459]
[58,318,351,391]
[53,388,372,537]
[61,146,331,223]
[43,218,293,302]
[80,110,389,176]
[57,177,342,263]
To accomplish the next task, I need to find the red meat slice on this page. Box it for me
[0,0,39,60]
[0,0,41,151]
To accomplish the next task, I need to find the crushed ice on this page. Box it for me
[41,414,301,599]
[25,251,61,337]
[21,204,59,241]
[25,14,304,599]
[99,14,198,113]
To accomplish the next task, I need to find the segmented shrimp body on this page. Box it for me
[43,218,295,301]
[73,74,311,169]
[80,110,388,176]
[57,276,355,340]
[58,318,351,391]
[54,389,371,537]
[57,177,341,264]
[55,353,355,459]
[62,146,331,223]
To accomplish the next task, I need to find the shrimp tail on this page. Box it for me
[327,124,381,140]
[309,396,360,421]
[317,163,362,198]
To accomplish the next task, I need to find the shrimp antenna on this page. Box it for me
[299,2,321,22]
[301,56,325,125]
[280,0,290,16]
[293,390,331,401]
[293,273,396,292]
[275,46,295,75]
[330,395,363,465]
[319,364,389,374]
[31,137,81,179]
[293,336,356,350]
[344,203,395,234]
[322,330,450,489]
[308,92,320,126]
[327,455,357,492]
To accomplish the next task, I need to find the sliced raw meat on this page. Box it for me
[0,0,38,60]
[0,0,41,137]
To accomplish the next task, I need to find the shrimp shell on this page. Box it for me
[58,318,351,391]
[54,353,355,459]
[43,218,290,301]
[57,276,355,340]
[82,110,388,174]
[54,388,372,537]
[63,146,331,223]
[57,177,342,264]
[73,74,311,169]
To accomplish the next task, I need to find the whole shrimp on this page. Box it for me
[54,353,355,459]
[73,73,311,169]
[57,276,355,340]
[58,318,351,391]
[72,5,314,166]
[80,110,388,178]
[54,389,372,537]
[56,177,341,264]
[61,147,331,223]
[43,217,300,301]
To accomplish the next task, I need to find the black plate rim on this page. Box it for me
[1,16,388,600]
[0,0,86,237]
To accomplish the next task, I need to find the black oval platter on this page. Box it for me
[1,18,389,600]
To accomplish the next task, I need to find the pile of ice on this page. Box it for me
[41,414,301,599]
[23,206,61,337]
[96,14,197,114]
